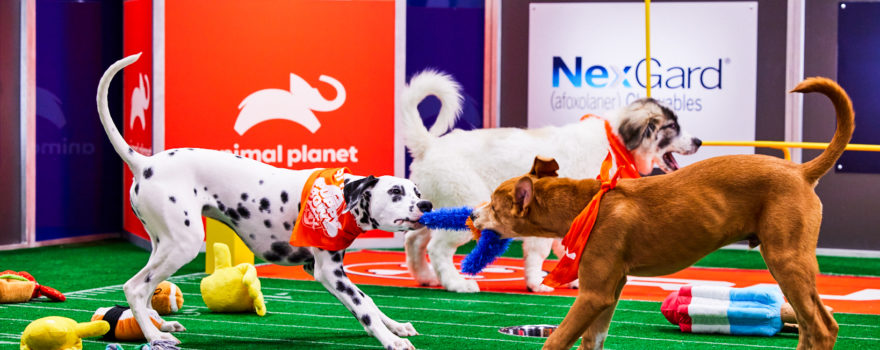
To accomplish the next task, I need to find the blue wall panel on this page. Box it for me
[405,0,485,177]
[837,2,880,173]
[36,0,122,241]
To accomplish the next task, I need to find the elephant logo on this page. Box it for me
[130,73,150,130]
[235,73,346,135]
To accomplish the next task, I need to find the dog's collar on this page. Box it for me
[581,114,640,179]
[290,168,366,251]
[543,115,642,287]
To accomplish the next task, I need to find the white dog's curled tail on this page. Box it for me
[400,70,464,158]
[97,53,147,171]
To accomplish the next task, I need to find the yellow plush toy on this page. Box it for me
[20,316,109,350]
[200,243,266,316]
[151,281,183,315]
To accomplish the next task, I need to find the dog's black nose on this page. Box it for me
[469,212,477,221]
[694,138,703,148]
[417,200,433,213]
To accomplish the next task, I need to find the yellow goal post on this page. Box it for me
[702,141,880,162]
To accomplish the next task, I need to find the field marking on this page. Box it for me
[66,272,206,296]
[178,281,577,308]
[67,279,880,331]
[609,334,793,349]
[63,295,880,341]
[0,316,372,349]
[182,293,567,319]
[167,329,376,348]
[6,301,876,348]
[177,281,880,328]
[27,301,880,342]
[20,279,880,348]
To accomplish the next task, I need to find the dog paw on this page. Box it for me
[149,339,182,350]
[384,337,415,350]
[148,332,180,346]
[446,279,480,293]
[412,272,441,287]
[387,321,418,337]
[527,283,555,293]
[160,321,186,333]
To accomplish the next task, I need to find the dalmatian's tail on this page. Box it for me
[96,53,148,172]
[400,70,464,159]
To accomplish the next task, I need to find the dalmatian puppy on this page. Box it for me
[98,54,429,350]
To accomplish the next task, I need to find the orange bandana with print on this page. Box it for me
[290,168,365,251]
[542,115,641,287]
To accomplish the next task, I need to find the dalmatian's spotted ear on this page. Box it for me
[343,175,379,212]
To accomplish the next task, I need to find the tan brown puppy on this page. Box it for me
[471,77,852,350]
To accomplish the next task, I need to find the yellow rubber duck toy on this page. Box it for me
[200,242,266,316]
[20,316,109,350]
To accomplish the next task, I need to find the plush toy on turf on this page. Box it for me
[151,281,183,315]
[20,316,109,350]
[200,242,266,315]
[661,285,828,336]
[105,344,151,350]
[105,341,179,350]
[417,206,512,275]
[0,270,65,303]
[91,305,186,341]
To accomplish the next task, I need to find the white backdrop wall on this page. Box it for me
[527,2,758,166]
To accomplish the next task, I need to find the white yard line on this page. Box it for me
[177,281,575,308]
[5,302,876,348]
[610,334,795,349]
[66,272,206,296]
[61,295,880,341]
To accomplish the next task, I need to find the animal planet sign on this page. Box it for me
[528,2,758,166]
[164,0,395,176]
[122,0,152,240]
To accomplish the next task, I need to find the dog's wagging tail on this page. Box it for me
[97,52,148,172]
[792,77,855,183]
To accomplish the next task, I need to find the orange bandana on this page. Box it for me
[290,168,365,251]
[542,115,641,287]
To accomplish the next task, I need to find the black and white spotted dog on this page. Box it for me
[98,54,429,350]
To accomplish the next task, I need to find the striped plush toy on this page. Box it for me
[661,285,788,336]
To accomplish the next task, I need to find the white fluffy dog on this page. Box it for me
[401,71,702,293]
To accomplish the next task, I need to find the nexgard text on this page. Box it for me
[552,57,722,90]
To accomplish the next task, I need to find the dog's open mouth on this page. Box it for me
[662,152,680,172]
[395,217,424,229]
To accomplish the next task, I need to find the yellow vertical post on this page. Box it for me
[205,218,254,274]
[645,0,652,98]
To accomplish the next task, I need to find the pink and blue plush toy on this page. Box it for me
[418,206,511,274]
[661,285,791,336]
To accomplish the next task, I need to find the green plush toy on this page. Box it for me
[200,243,266,315]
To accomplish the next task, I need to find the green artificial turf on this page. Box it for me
[1,239,878,349]
[456,241,880,277]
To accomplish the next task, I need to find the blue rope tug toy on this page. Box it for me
[418,206,512,275]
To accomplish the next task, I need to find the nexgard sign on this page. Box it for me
[551,57,723,112]
[552,57,722,90]
[528,2,758,166]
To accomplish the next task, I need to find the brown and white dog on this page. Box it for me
[401,71,701,293]
[471,77,852,350]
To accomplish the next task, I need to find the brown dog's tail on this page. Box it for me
[793,77,855,184]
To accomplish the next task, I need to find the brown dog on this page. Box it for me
[471,77,852,350]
